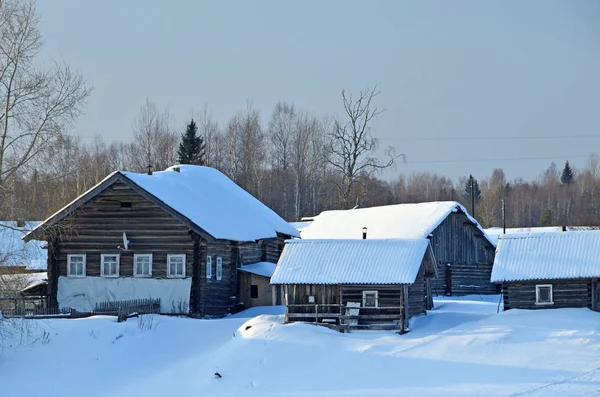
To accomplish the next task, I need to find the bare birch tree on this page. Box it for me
[0,0,91,211]
[325,86,401,209]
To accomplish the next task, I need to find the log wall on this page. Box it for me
[502,279,592,311]
[429,212,497,296]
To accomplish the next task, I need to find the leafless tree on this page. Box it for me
[0,0,91,211]
[131,98,178,173]
[324,86,401,209]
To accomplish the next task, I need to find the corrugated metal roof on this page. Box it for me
[484,226,597,247]
[491,231,600,282]
[271,239,429,285]
[239,262,277,278]
[300,201,493,246]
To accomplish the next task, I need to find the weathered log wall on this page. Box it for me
[502,279,591,311]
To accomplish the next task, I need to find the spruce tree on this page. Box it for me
[560,160,574,185]
[462,175,482,203]
[539,209,554,227]
[177,119,206,165]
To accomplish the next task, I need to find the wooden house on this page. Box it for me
[23,165,298,316]
[492,231,600,311]
[0,221,46,275]
[301,202,496,296]
[271,239,438,332]
[238,262,277,308]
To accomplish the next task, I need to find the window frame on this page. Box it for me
[535,284,554,305]
[100,253,120,278]
[216,256,223,281]
[67,254,86,278]
[206,255,212,279]
[167,254,186,278]
[133,253,153,278]
[362,290,379,308]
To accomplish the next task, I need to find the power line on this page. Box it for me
[382,135,600,142]
[404,154,593,165]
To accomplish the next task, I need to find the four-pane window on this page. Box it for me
[167,254,186,278]
[101,254,120,277]
[67,254,86,278]
[362,291,379,307]
[134,254,152,277]
[536,284,553,305]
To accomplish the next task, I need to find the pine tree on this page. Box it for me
[560,161,574,185]
[177,119,206,165]
[462,175,482,203]
[539,209,554,227]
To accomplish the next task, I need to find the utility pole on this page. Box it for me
[470,177,475,217]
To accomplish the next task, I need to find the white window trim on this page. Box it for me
[362,290,379,308]
[216,256,223,281]
[133,253,153,277]
[67,254,86,278]
[535,284,554,305]
[167,254,186,278]
[101,253,120,278]
[206,255,212,279]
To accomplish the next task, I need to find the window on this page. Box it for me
[206,255,212,279]
[120,202,132,208]
[67,254,86,278]
[167,254,186,278]
[216,256,223,281]
[362,290,379,307]
[251,285,259,299]
[134,254,152,277]
[101,254,120,277]
[536,284,553,305]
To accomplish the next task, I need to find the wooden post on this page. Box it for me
[284,285,289,323]
[315,304,319,323]
[339,284,343,329]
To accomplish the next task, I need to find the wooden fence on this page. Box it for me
[0,297,72,318]
[93,298,161,318]
[285,303,405,332]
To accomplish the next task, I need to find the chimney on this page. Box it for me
[362,227,367,240]
[562,225,567,232]
[173,166,180,173]
[146,164,153,175]
[17,218,25,228]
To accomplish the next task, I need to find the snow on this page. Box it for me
[124,165,299,241]
[4,297,600,396]
[57,276,192,313]
[239,262,277,278]
[484,226,597,246]
[301,201,494,245]
[25,166,299,243]
[0,221,46,269]
[491,230,600,282]
[271,239,430,284]
[288,221,312,235]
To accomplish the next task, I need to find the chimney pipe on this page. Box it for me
[17,218,25,228]
[562,225,567,232]
[146,164,153,175]
[362,227,367,240]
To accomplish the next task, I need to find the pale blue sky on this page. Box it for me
[37,1,600,182]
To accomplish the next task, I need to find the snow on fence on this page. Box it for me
[93,298,161,318]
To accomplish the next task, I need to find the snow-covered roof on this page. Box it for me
[289,221,312,234]
[271,239,430,285]
[491,231,600,282]
[239,262,277,278]
[301,201,492,245]
[0,221,46,269]
[485,226,597,247]
[25,165,298,243]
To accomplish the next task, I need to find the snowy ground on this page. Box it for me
[2,296,600,396]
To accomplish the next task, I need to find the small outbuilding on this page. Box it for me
[271,238,438,332]
[491,231,600,311]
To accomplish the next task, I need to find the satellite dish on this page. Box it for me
[123,232,129,250]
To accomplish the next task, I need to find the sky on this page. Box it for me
[36,0,600,182]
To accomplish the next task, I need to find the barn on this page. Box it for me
[271,238,438,332]
[300,202,496,296]
[491,231,600,311]
[22,165,298,316]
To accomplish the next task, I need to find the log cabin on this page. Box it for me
[271,239,438,332]
[300,202,496,296]
[491,231,600,311]
[22,165,298,316]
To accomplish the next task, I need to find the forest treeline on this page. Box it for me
[6,96,600,229]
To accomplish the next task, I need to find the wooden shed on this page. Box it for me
[238,262,277,308]
[23,165,297,316]
[491,231,600,311]
[301,201,496,296]
[271,239,438,332]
